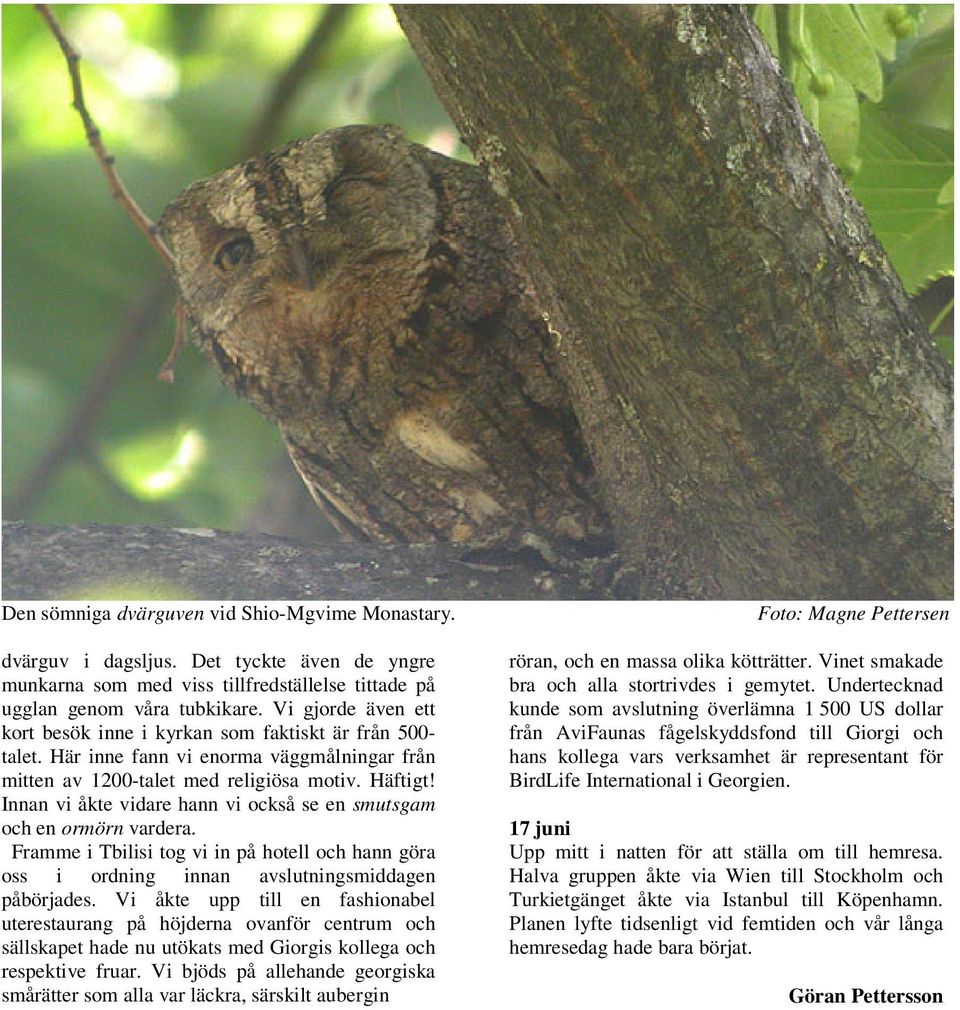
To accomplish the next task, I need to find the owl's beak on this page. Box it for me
[285,232,315,291]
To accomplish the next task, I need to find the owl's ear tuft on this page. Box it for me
[333,124,408,183]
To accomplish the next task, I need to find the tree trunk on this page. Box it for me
[394,4,953,599]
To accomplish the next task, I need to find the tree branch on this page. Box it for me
[1,522,611,601]
[16,7,353,520]
[36,4,174,268]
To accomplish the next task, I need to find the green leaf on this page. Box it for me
[852,106,953,292]
[853,4,901,60]
[804,4,884,101]
[753,5,780,59]
[916,5,954,37]
[792,64,861,177]
[792,63,822,128]
[817,75,862,175]
[937,176,953,205]
[882,23,953,131]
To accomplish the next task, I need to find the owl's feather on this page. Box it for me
[159,125,611,549]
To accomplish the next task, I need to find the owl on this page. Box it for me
[159,125,611,551]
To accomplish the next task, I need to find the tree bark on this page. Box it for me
[1,522,610,601]
[394,4,953,599]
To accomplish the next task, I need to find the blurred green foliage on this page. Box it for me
[3,4,456,533]
[2,5,953,535]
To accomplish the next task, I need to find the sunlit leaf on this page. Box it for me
[882,23,953,131]
[794,65,861,175]
[852,106,953,292]
[804,4,884,101]
[104,427,206,499]
[853,4,901,60]
[916,5,954,36]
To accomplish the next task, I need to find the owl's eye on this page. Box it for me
[214,236,254,273]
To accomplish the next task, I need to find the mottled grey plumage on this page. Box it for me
[159,125,610,549]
